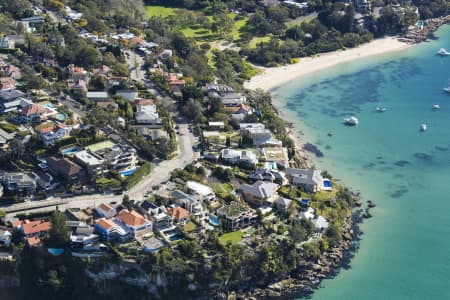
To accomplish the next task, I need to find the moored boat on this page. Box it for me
[420,123,427,131]
[437,48,450,56]
[344,116,358,126]
[432,104,440,109]
[376,107,387,112]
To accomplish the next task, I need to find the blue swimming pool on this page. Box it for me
[55,113,67,121]
[48,248,64,256]
[120,167,137,176]
[209,215,220,226]
[265,161,277,170]
[42,103,55,109]
[169,234,182,241]
[62,146,80,156]
[323,180,332,188]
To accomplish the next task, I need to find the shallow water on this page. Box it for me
[274,25,450,300]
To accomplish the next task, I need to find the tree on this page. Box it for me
[48,210,69,247]
[122,194,131,208]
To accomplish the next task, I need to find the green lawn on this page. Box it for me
[146,5,176,18]
[85,140,115,152]
[229,13,248,41]
[248,36,271,49]
[211,182,234,194]
[218,231,243,245]
[184,221,197,232]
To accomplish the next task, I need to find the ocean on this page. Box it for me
[273,25,450,300]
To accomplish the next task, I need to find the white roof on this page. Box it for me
[74,150,104,165]
[314,216,329,230]
[186,180,213,196]
[208,121,225,126]
[86,91,108,98]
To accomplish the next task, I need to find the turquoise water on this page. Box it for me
[274,26,450,300]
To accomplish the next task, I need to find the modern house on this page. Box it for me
[0,227,12,247]
[94,218,129,242]
[0,128,15,152]
[261,147,289,169]
[69,222,99,248]
[171,190,205,224]
[95,203,117,219]
[238,180,279,205]
[166,206,190,225]
[220,92,246,107]
[220,148,258,166]
[240,123,282,147]
[0,89,30,113]
[115,209,152,238]
[298,207,329,232]
[0,171,36,193]
[186,180,215,202]
[217,202,258,232]
[46,156,85,183]
[73,150,104,176]
[39,123,72,146]
[275,197,292,212]
[140,201,172,231]
[285,168,323,193]
[88,143,138,171]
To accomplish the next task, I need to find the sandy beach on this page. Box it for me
[244,37,410,91]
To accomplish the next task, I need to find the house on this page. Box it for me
[167,73,185,96]
[0,227,12,247]
[220,92,246,107]
[166,206,190,225]
[94,218,129,242]
[261,147,289,168]
[228,104,254,121]
[285,168,323,193]
[217,202,258,232]
[69,222,99,248]
[158,49,173,60]
[88,143,138,171]
[0,128,15,152]
[0,37,15,49]
[46,156,85,183]
[240,123,282,147]
[95,203,117,219]
[140,201,172,231]
[249,168,284,184]
[275,197,292,211]
[96,100,118,111]
[35,172,58,191]
[39,123,72,146]
[186,180,215,202]
[115,209,152,238]
[21,103,57,123]
[134,99,162,125]
[12,219,52,246]
[67,79,87,91]
[298,207,329,232]
[204,83,234,94]
[0,77,16,90]
[0,90,31,113]
[0,64,21,79]
[238,180,279,205]
[86,91,109,102]
[67,64,88,82]
[116,89,138,101]
[92,65,111,77]
[0,171,36,193]
[220,149,258,166]
[208,121,225,130]
[171,190,205,224]
[73,150,104,176]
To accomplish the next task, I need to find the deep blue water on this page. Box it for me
[274,26,450,300]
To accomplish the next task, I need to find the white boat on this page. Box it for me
[376,107,387,112]
[432,104,440,109]
[437,48,450,56]
[420,124,427,131]
[344,116,358,126]
[444,87,450,93]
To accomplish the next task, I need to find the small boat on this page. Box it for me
[327,132,334,137]
[344,116,358,126]
[420,123,427,131]
[432,104,440,109]
[437,48,450,56]
[444,87,450,93]
[376,107,387,112]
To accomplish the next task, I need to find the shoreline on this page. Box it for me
[244,37,410,92]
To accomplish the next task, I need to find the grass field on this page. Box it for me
[146,5,176,18]
[85,140,115,152]
[184,221,197,232]
[248,36,271,48]
[218,230,243,245]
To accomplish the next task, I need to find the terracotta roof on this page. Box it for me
[116,209,147,227]
[22,220,51,235]
[167,207,189,219]
[22,104,52,116]
[98,203,113,212]
[95,218,117,230]
[226,103,252,113]
[135,99,155,106]
[27,236,41,247]
[167,74,185,85]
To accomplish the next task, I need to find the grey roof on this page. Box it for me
[239,180,279,199]
[172,190,199,202]
[0,128,15,143]
[0,89,25,101]
[285,168,322,186]
[276,197,292,207]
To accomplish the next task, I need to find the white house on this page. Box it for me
[186,180,215,202]
[285,168,324,193]
[95,203,117,219]
[39,123,72,146]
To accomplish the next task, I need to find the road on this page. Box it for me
[3,123,198,221]
[124,50,145,82]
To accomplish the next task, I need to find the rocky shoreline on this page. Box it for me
[399,15,450,44]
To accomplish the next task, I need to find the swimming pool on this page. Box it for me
[62,146,80,156]
[120,167,137,176]
[42,103,55,109]
[169,234,182,241]
[265,161,277,170]
[208,215,220,226]
[55,113,67,121]
[323,180,332,188]
[48,248,64,256]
